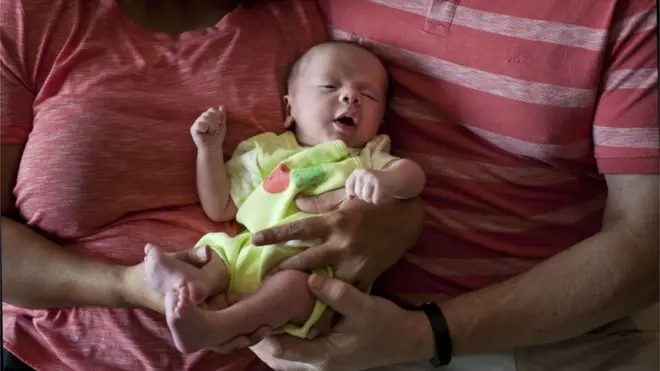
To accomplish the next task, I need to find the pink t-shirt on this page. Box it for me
[1,0,326,369]
[315,0,659,304]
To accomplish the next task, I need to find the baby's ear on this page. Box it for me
[283,95,292,111]
[283,95,294,128]
[283,115,295,129]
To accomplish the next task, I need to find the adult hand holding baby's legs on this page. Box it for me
[251,190,424,336]
[251,274,432,371]
[118,244,212,315]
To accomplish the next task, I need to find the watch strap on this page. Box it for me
[419,302,452,367]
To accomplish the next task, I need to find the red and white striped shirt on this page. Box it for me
[314,0,659,304]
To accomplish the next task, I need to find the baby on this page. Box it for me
[144,41,426,353]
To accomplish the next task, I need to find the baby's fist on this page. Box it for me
[191,107,227,149]
[345,169,393,205]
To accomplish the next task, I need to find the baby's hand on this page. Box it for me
[345,169,395,205]
[191,107,227,150]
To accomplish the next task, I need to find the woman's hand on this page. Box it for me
[117,245,211,314]
[251,275,434,370]
[252,189,424,287]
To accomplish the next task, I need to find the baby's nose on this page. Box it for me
[340,90,360,104]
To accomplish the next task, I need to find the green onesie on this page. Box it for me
[196,131,397,338]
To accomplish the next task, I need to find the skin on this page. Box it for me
[1,0,271,354]
[2,0,424,360]
[249,173,658,370]
[149,42,426,353]
[284,42,388,149]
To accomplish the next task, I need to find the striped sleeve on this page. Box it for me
[592,1,658,173]
[0,0,35,144]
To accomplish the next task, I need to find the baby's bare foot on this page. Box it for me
[143,244,210,304]
[165,289,234,353]
[172,284,192,317]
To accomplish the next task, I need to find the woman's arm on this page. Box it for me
[0,144,195,312]
[1,144,121,308]
[2,216,129,309]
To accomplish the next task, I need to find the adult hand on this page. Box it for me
[118,245,211,314]
[121,247,273,353]
[252,189,424,288]
[251,274,433,371]
[252,189,423,336]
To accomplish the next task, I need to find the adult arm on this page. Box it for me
[1,144,208,312]
[437,173,658,355]
[253,173,659,369]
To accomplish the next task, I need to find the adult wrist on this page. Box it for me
[416,302,454,367]
[407,310,437,362]
[112,264,132,307]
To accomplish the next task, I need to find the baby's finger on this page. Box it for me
[195,121,209,133]
[345,173,357,197]
[207,121,218,135]
[353,173,364,200]
[217,106,226,121]
[371,183,383,205]
[359,181,375,204]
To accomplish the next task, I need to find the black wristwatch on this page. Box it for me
[418,302,453,367]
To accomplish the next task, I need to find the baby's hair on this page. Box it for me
[283,39,395,104]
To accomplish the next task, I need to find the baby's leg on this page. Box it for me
[168,269,315,353]
[143,244,214,304]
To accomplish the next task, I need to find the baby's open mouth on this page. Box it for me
[335,116,356,126]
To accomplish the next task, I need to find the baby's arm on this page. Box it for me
[346,158,426,204]
[191,107,237,222]
[379,158,426,199]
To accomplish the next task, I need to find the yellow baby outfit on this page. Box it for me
[196,131,397,338]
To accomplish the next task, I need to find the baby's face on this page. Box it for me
[285,43,389,148]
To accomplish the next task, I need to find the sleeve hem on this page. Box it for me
[597,157,659,174]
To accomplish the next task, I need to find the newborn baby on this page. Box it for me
[144,41,426,353]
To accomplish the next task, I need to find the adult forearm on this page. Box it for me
[434,220,658,356]
[1,217,125,309]
[196,150,235,222]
